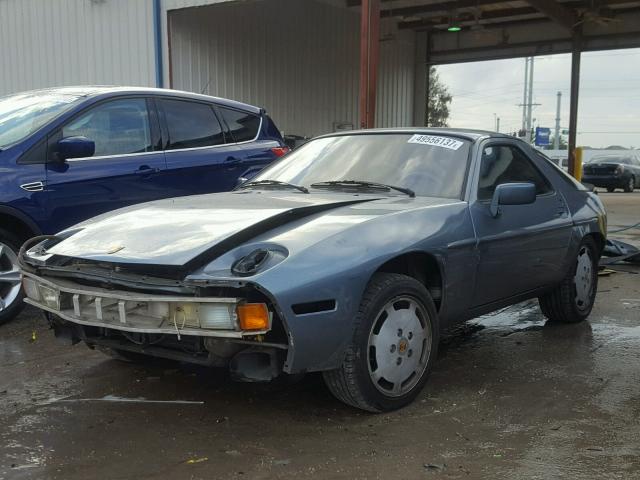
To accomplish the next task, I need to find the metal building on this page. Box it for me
[0,0,422,138]
[1,0,639,155]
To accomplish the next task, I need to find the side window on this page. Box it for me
[160,99,224,150]
[478,145,552,201]
[62,98,151,157]
[219,107,260,143]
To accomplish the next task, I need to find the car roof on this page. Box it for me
[591,154,631,160]
[12,86,263,114]
[315,127,514,142]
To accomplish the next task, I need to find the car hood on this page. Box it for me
[45,191,459,269]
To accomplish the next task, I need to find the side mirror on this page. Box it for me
[56,136,95,161]
[490,182,536,217]
[235,176,249,188]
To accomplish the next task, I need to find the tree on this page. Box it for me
[426,66,452,127]
[544,135,568,150]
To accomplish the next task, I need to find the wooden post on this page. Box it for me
[359,0,380,129]
[568,34,581,178]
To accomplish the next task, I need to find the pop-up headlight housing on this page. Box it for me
[230,245,288,277]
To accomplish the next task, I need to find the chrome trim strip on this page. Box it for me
[20,181,45,192]
[66,150,163,162]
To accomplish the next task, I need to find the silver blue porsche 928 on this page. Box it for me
[20,129,606,412]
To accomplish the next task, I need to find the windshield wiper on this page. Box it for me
[239,179,309,194]
[310,180,415,198]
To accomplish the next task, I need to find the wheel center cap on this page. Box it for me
[398,338,409,355]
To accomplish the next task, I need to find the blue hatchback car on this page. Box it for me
[0,86,287,323]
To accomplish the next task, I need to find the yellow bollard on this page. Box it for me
[574,147,583,182]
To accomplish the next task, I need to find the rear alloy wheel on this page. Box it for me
[0,232,25,326]
[624,176,635,193]
[539,237,599,323]
[323,273,438,412]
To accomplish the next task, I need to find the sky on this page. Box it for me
[437,48,640,149]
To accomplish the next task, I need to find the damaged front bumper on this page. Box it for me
[22,272,270,338]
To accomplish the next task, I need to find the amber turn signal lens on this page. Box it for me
[237,303,269,331]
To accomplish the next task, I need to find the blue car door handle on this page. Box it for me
[225,156,241,166]
[135,166,160,175]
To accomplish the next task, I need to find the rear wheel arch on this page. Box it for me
[374,251,443,312]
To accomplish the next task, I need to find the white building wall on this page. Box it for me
[0,0,156,96]
[168,0,416,137]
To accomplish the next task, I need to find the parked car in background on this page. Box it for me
[21,129,606,412]
[582,154,640,192]
[0,86,286,324]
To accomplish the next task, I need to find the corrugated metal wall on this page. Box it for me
[169,0,416,137]
[0,0,156,96]
[0,0,417,136]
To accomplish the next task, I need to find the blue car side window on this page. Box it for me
[62,98,152,158]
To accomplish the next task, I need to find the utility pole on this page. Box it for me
[554,91,562,150]
[526,57,534,142]
[496,117,500,133]
[518,56,541,143]
[521,58,529,134]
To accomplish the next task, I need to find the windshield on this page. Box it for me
[251,133,471,198]
[0,91,84,149]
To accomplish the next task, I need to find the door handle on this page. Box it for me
[225,156,242,166]
[134,166,160,175]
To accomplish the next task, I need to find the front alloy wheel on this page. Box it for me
[323,273,439,412]
[0,239,23,325]
[367,296,432,397]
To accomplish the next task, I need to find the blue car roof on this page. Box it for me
[20,86,263,115]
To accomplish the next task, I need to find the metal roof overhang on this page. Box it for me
[348,0,640,63]
[350,0,640,175]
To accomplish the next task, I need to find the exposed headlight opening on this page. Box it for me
[21,273,274,336]
[231,248,272,276]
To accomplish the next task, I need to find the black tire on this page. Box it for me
[606,187,615,193]
[538,236,599,323]
[323,273,439,412]
[0,228,26,326]
[623,176,635,193]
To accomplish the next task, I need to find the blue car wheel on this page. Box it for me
[0,229,25,325]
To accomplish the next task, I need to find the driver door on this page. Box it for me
[470,142,573,307]
[45,97,166,232]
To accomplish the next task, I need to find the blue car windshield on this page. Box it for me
[0,91,84,149]
[252,133,471,198]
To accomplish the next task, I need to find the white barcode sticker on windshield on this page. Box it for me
[408,134,464,150]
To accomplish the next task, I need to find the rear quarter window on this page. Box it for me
[219,107,261,143]
[160,99,224,150]
[534,150,588,191]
